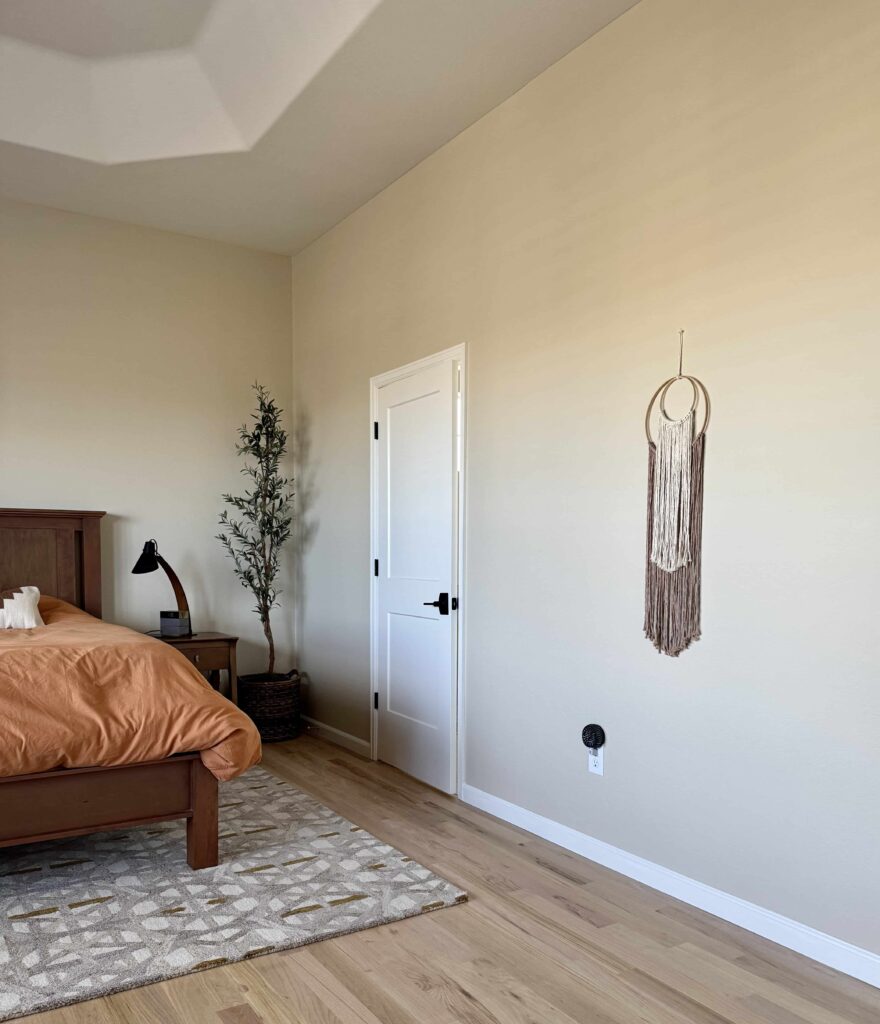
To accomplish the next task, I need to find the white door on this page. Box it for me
[372,350,462,793]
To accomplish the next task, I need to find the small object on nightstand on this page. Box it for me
[154,632,239,705]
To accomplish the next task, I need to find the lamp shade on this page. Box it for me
[131,540,160,575]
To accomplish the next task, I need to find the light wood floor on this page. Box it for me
[32,734,879,1024]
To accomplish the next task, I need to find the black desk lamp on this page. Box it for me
[131,539,192,637]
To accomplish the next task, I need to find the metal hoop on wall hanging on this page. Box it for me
[644,330,711,442]
[644,374,711,443]
[643,331,711,658]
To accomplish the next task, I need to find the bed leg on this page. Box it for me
[187,758,218,869]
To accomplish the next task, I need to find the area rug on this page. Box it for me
[0,765,466,1021]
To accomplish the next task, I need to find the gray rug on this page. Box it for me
[0,765,466,1020]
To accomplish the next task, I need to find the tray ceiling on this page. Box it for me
[0,0,214,58]
[0,0,639,252]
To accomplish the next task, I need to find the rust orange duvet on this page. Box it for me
[0,598,261,781]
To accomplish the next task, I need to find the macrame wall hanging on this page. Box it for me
[644,331,711,657]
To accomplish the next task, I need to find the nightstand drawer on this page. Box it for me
[177,645,229,672]
[152,632,238,703]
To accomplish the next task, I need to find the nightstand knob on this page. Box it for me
[194,654,200,664]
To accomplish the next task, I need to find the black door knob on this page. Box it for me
[423,592,450,615]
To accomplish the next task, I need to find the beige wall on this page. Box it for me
[292,0,880,952]
[0,199,294,674]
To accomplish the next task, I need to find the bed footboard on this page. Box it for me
[0,753,219,870]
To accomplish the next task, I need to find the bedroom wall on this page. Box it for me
[291,0,880,955]
[0,199,294,674]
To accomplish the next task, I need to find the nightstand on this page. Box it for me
[157,632,239,704]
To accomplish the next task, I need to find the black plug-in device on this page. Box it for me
[581,724,606,754]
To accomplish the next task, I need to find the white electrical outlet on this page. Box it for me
[588,746,604,776]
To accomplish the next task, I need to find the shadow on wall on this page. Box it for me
[293,405,318,708]
[178,542,209,633]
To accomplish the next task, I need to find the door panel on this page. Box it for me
[387,389,447,579]
[374,356,460,793]
[386,613,446,726]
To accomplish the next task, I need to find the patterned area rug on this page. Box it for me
[0,765,466,1021]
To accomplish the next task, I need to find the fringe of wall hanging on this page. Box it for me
[643,334,710,657]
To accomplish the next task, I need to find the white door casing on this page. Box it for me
[370,347,464,794]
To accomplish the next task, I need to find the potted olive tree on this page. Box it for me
[217,384,299,741]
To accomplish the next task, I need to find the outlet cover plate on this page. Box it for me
[588,746,604,776]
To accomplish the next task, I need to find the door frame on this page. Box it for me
[369,344,467,796]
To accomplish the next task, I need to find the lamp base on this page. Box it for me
[159,610,192,638]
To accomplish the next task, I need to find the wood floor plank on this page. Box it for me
[304,941,426,1024]
[225,952,356,1024]
[21,734,880,1024]
[217,1005,267,1024]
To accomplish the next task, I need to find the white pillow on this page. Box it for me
[2,587,45,629]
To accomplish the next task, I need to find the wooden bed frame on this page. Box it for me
[0,509,218,869]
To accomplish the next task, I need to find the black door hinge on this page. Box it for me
[373,421,379,440]
[374,692,379,710]
[374,558,379,577]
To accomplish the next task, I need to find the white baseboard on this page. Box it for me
[302,715,371,757]
[460,783,880,989]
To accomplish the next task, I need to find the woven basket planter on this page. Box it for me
[238,670,301,743]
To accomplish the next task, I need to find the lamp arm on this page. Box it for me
[156,555,190,618]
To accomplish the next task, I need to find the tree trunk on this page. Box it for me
[263,615,275,675]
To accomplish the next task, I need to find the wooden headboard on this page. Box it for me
[0,509,106,618]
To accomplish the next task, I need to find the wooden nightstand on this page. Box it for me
[156,632,239,705]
